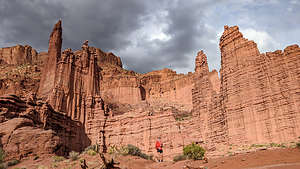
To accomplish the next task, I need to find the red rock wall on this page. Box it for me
[100,68,194,108]
[98,51,122,68]
[208,70,220,94]
[101,75,142,105]
[192,51,227,147]
[0,45,38,65]
[190,25,300,148]
[216,25,300,145]
[49,46,102,125]
[0,95,89,160]
[140,69,193,110]
[86,102,203,160]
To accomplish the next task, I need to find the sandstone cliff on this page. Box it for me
[0,45,38,65]
[0,63,41,96]
[0,94,89,160]
[218,25,300,144]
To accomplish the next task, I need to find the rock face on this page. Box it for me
[192,51,226,147]
[100,67,194,109]
[190,26,300,148]
[38,20,62,98]
[217,26,300,144]
[0,45,38,65]
[49,43,102,125]
[0,94,89,160]
[0,63,41,96]
[140,69,194,109]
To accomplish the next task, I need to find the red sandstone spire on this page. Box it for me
[194,50,208,74]
[38,20,62,98]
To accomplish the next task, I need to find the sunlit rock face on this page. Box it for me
[218,25,300,144]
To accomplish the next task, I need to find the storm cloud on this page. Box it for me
[0,0,299,73]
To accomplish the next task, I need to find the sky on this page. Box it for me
[0,0,299,73]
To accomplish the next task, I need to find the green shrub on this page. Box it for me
[86,149,97,156]
[37,165,48,169]
[183,143,206,160]
[0,165,6,169]
[0,148,5,163]
[269,143,279,147]
[118,146,129,155]
[68,151,79,161]
[0,163,7,169]
[279,143,286,148]
[117,144,152,160]
[84,144,98,152]
[251,144,265,148]
[296,142,300,149]
[52,155,65,162]
[173,154,187,162]
[139,153,153,161]
[127,144,142,156]
[7,159,20,166]
[108,145,118,154]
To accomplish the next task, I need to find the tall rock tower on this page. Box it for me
[219,25,300,144]
[38,20,62,98]
[192,51,227,147]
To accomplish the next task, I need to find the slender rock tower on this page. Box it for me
[38,20,62,98]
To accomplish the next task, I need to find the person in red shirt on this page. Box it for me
[155,136,163,162]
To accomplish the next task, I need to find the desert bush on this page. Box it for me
[183,143,206,160]
[7,159,20,166]
[173,154,187,162]
[84,144,98,152]
[269,143,279,147]
[108,145,118,154]
[296,141,300,149]
[139,153,153,161]
[250,144,265,148]
[37,165,48,169]
[68,151,79,161]
[0,163,7,169]
[0,148,5,163]
[126,144,142,156]
[118,146,129,155]
[116,144,152,160]
[279,143,286,148]
[52,155,65,162]
[86,149,97,156]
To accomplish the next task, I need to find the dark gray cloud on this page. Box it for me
[0,0,299,73]
[0,0,64,49]
[115,0,221,73]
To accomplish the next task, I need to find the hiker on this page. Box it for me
[80,159,88,169]
[155,137,163,162]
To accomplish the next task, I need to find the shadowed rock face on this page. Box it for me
[0,94,90,161]
[0,21,299,161]
[48,43,102,124]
